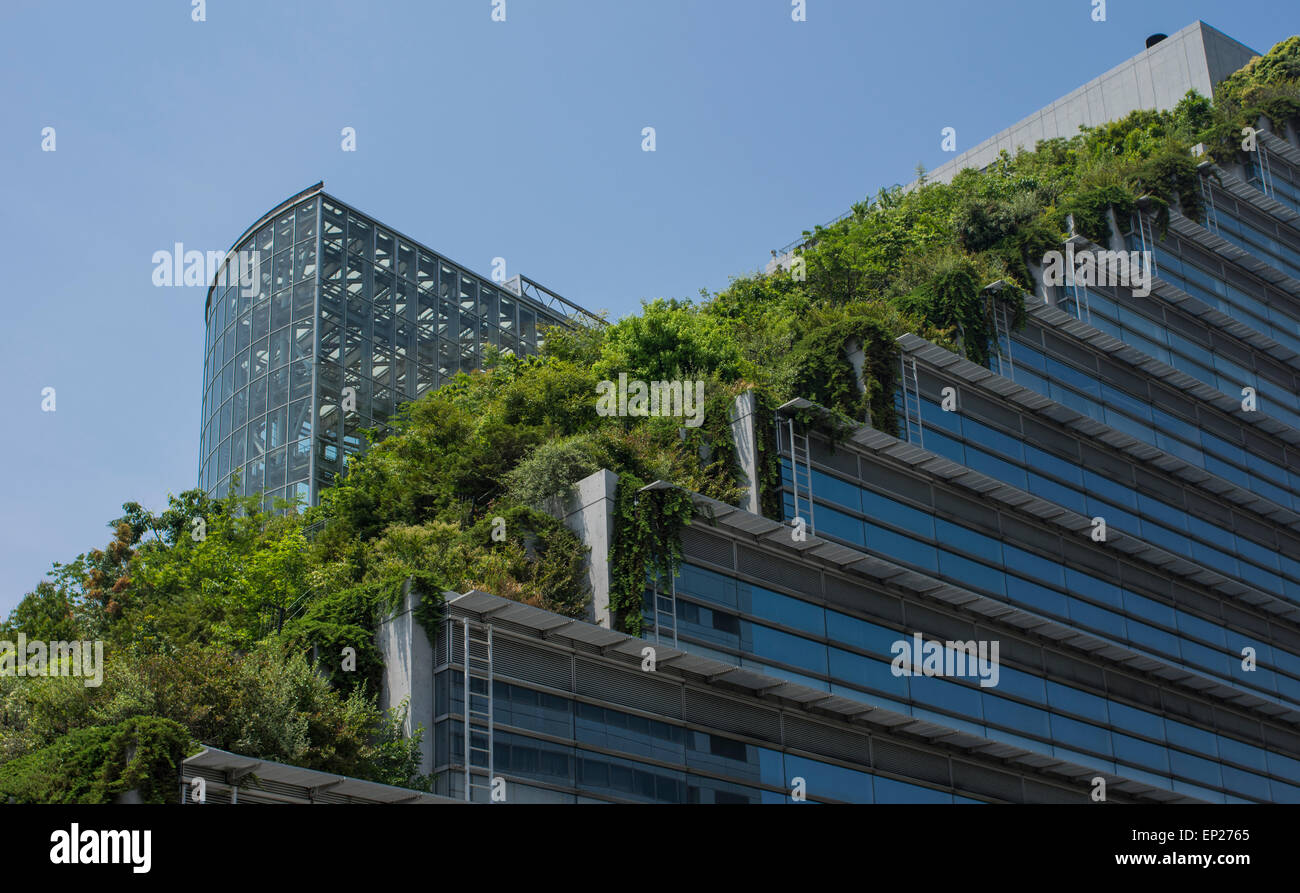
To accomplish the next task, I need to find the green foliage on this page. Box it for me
[596,298,745,382]
[609,475,697,636]
[126,490,313,650]
[502,433,603,507]
[752,391,786,521]
[0,639,429,787]
[0,582,80,643]
[359,698,434,792]
[1209,36,1300,149]
[0,716,194,804]
[1062,183,1135,245]
[785,301,907,429]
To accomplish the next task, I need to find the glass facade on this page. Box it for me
[911,380,1300,600]
[423,617,1115,805]
[1244,147,1300,214]
[640,561,1300,804]
[745,150,1300,802]
[430,671,987,803]
[593,142,1300,805]
[778,455,1300,707]
[199,187,584,507]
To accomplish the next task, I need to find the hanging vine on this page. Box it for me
[752,390,785,521]
[608,473,697,636]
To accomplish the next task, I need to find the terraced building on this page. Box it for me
[380,24,1300,803]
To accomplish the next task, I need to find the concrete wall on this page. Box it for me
[924,21,1258,185]
[376,579,437,775]
[551,469,619,629]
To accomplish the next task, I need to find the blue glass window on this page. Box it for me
[1049,714,1112,756]
[1113,733,1170,773]
[814,503,865,546]
[1045,680,1109,723]
[1003,544,1065,587]
[745,585,825,637]
[910,674,984,719]
[784,754,873,804]
[860,490,934,538]
[864,522,938,571]
[828,648,910,698]
[938,550,1006,596]
[873,776,952,804]
[983,693,1051,737]
[751,624,828,676]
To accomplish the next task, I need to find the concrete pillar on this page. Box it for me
[550,469,619,629]
[1106,206,1126,253]
[376,578,436,775]
[842,340,875,428]
[729,390,761,515]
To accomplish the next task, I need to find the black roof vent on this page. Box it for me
[1146,33,1168,49]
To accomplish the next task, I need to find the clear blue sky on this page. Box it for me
[0,0,1292,616]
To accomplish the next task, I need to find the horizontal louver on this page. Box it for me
[575,658,681,717]
[872,740,951,786]
[681,525,735,569]
[737,545,821,597]
[494,636,573,691]
[683,689,780,743]
[782,714,871,766]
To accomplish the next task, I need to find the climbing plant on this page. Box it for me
[608,473,697,636]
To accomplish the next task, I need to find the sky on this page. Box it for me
[0,0,1293,616]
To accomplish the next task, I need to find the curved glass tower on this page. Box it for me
[199,183,596,508]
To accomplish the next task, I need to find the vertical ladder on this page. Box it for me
[1201,174,1220,235]
[991,300,1017,377]
[785,417,815,536]
[1136,211,1159,280]
[1259,140,1276,199]
[652,572,678,647]
[1061,241,1089,323]
[462,618,494,803]
[900,355,924,448]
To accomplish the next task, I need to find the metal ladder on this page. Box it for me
[1073,283,1092,324]
[991,300,1017,377]
[785,417,815,536]
[652,572,678,647]
[1201,173,1220,234]
[900,355,924,448]
[1135,211,1159,280]
[1258,140,1276,199]
[1061,241,1090,324]
[461,618,494,803]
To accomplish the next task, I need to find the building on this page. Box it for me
[381,585,1188,803]
[198,182,600,507]
[379,22,1300,804]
